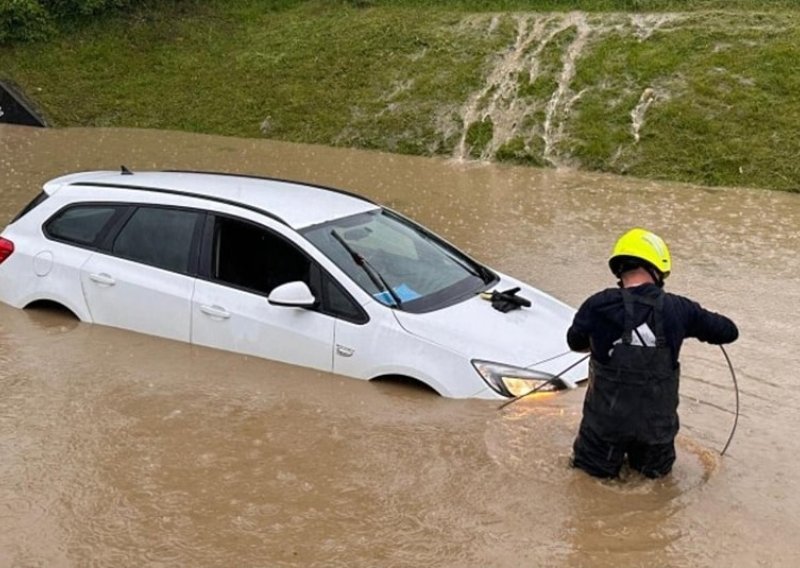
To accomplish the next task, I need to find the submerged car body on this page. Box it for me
[0,169,588,399]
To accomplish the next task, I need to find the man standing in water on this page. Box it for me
[567,228,738,479]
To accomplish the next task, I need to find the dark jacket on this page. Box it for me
[567,283,738,366]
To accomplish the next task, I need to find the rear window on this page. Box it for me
[11,191,49,224]
[45,205,119,246]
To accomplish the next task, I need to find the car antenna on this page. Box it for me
[120,165,133,175]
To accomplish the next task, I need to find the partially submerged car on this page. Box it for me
[0,169,588,399]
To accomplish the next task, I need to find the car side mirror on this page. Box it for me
[268,281,316,308]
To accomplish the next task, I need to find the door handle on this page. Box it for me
[336,344,355,358]
[88,272,116,286]
[200,304,231,320]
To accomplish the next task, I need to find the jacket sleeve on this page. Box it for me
[566,297,593,352]
[684,299,739,345]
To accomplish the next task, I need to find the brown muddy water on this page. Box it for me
[0,125,798,567]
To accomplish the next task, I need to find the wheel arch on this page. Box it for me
[22,296,87,321]
[368,373,442,396]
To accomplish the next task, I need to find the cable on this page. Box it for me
[498,353,590,411]
[719,344,739,456]
[498,346,739,457]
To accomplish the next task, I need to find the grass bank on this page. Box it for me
[1,0,799,191]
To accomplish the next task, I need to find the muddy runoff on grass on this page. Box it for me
[0,125,798,567]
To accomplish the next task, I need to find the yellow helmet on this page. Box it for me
[609,228,671,279]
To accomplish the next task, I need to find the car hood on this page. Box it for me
[392,275,588,386]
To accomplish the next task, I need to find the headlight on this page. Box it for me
[471,360,565,398]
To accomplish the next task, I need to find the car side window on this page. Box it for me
[319,270,368,323]
[112,207,200,274]
[212,216,311,295]
[208,215,367,323]
[45,205,119,246]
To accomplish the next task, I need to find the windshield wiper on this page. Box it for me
[474,262,496,284]
[330,229,403,308]
[443,249,481,278]
[416,230,494,284]
[456,254,496,284]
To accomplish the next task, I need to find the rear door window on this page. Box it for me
[112,206,202,274]
[45,205,120,246]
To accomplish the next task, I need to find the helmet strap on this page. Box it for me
[647,267,665,288]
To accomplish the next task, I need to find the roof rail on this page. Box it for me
[67,181,289,226]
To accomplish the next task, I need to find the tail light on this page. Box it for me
[0,238,14,264]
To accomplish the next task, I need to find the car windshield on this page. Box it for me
[301,209,496,313]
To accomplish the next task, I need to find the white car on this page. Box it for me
[0,169,587,399]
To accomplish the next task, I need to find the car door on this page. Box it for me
[191,214,335,371]
[80,205,202,342]
[32,202,127,320]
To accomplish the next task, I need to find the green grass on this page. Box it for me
[568,12,800,190]
[356,0,800,10]
[1,1,799,191]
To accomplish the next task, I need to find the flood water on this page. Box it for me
[1,125,798,567]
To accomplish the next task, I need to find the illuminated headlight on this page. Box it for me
[471,360,565,398]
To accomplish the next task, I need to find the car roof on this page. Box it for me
[42,169,380,229]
